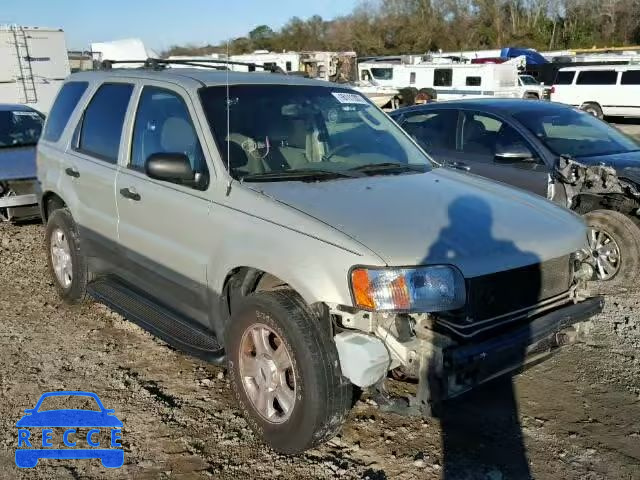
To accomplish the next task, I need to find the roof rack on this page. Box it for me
[99,57,287,74]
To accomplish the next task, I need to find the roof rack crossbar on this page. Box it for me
[99,57,287,74]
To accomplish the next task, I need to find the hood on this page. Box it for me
[248,168,586,278]
[575,151,640,183]
[0,146,37,181]
[16,409,123,428]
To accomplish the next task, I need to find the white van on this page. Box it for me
[550,65,640,118]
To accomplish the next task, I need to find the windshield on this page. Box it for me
[199,85,432,181]
[0,109,44,148]
[513,107,640,158]
[519,75,539,85]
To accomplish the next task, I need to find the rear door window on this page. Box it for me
[75,83,134,164]
[554,71,575,85]
[42,81,88,142]
[576,70,618,85]
[401,110,458,152]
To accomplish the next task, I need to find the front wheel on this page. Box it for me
[226,290,352,454]
[583,210,640,289]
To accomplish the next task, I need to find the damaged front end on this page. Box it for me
[552,156,640,212]
[330,255,603,416]
[0,179,39,222]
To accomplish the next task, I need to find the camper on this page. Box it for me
[550,65,640,119]
[0,25,70,114]
[357,60,524,101]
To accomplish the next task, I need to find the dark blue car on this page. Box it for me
[16,391,123,468]
[391,99,640,289]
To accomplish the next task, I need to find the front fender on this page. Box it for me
[207,208,385,309]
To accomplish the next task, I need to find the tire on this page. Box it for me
[580,102,604,120]
[226,290,353,454]
[45,208,90,303]
[524,92,539,100]
[583,209,640,289]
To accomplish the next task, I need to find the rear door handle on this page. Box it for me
[449,161,471,172]
[65,167,80,178]
[119,187,141,201]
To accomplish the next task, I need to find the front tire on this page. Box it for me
[45,208,90,303]
[226,290,352,454]
[583,209,640,289]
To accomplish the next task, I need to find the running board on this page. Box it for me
[88,278,225,364]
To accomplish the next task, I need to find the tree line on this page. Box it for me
[165,0,640,57]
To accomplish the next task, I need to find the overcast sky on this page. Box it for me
[1,0,360,51]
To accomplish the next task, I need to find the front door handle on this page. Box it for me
[119,187,141,201]
[65,167,80,178]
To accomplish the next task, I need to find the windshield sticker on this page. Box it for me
[331,92,369,105]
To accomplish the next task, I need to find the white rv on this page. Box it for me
[550,65,640,119]
[0,25,70,113]
[357,61,524,101]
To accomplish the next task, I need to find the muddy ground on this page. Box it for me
[0,222,639,480]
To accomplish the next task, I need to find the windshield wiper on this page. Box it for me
[348,162,428,175]
[239,169,361,182]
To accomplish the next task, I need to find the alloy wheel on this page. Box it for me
[239,323,296,424]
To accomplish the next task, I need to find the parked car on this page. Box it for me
[0,104,44,222]
[550,65,640,119]
[390,99,640,288]
[38,65,602,454]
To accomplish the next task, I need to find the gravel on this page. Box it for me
[1,222,639,479]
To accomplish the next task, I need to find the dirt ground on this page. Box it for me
[1,220,639,480]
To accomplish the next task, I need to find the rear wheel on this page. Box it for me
[45,208,90,303]
[582,210,640,289]
[580,102,604,120]
[226,290,352,454]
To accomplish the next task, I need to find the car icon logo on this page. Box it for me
[15,391,124,468]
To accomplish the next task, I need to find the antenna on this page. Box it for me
[225,40,232,195]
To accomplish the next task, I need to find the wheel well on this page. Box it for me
[573,193,640,225]
[42,192,66,222]
[219,268,328,336]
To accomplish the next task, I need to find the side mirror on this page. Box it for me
[495,143,534,163]
[145,153,195,183]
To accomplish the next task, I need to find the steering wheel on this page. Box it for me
[323,144,357,161]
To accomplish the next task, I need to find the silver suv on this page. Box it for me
[37,62,603,454]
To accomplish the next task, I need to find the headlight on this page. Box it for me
[350,266,466,312]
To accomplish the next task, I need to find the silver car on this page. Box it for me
[37,63,603,454]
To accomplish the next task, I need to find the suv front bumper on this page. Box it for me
[416,296,604,410]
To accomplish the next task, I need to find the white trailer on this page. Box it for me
[0,25,70,113]
[358,61,524,101]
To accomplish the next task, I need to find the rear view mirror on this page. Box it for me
[495,143,534,163]
[145,153,195,183]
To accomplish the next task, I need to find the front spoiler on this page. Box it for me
[417,296,604,409]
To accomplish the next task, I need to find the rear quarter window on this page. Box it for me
[42,81,88,142]
[621,70,640,85]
